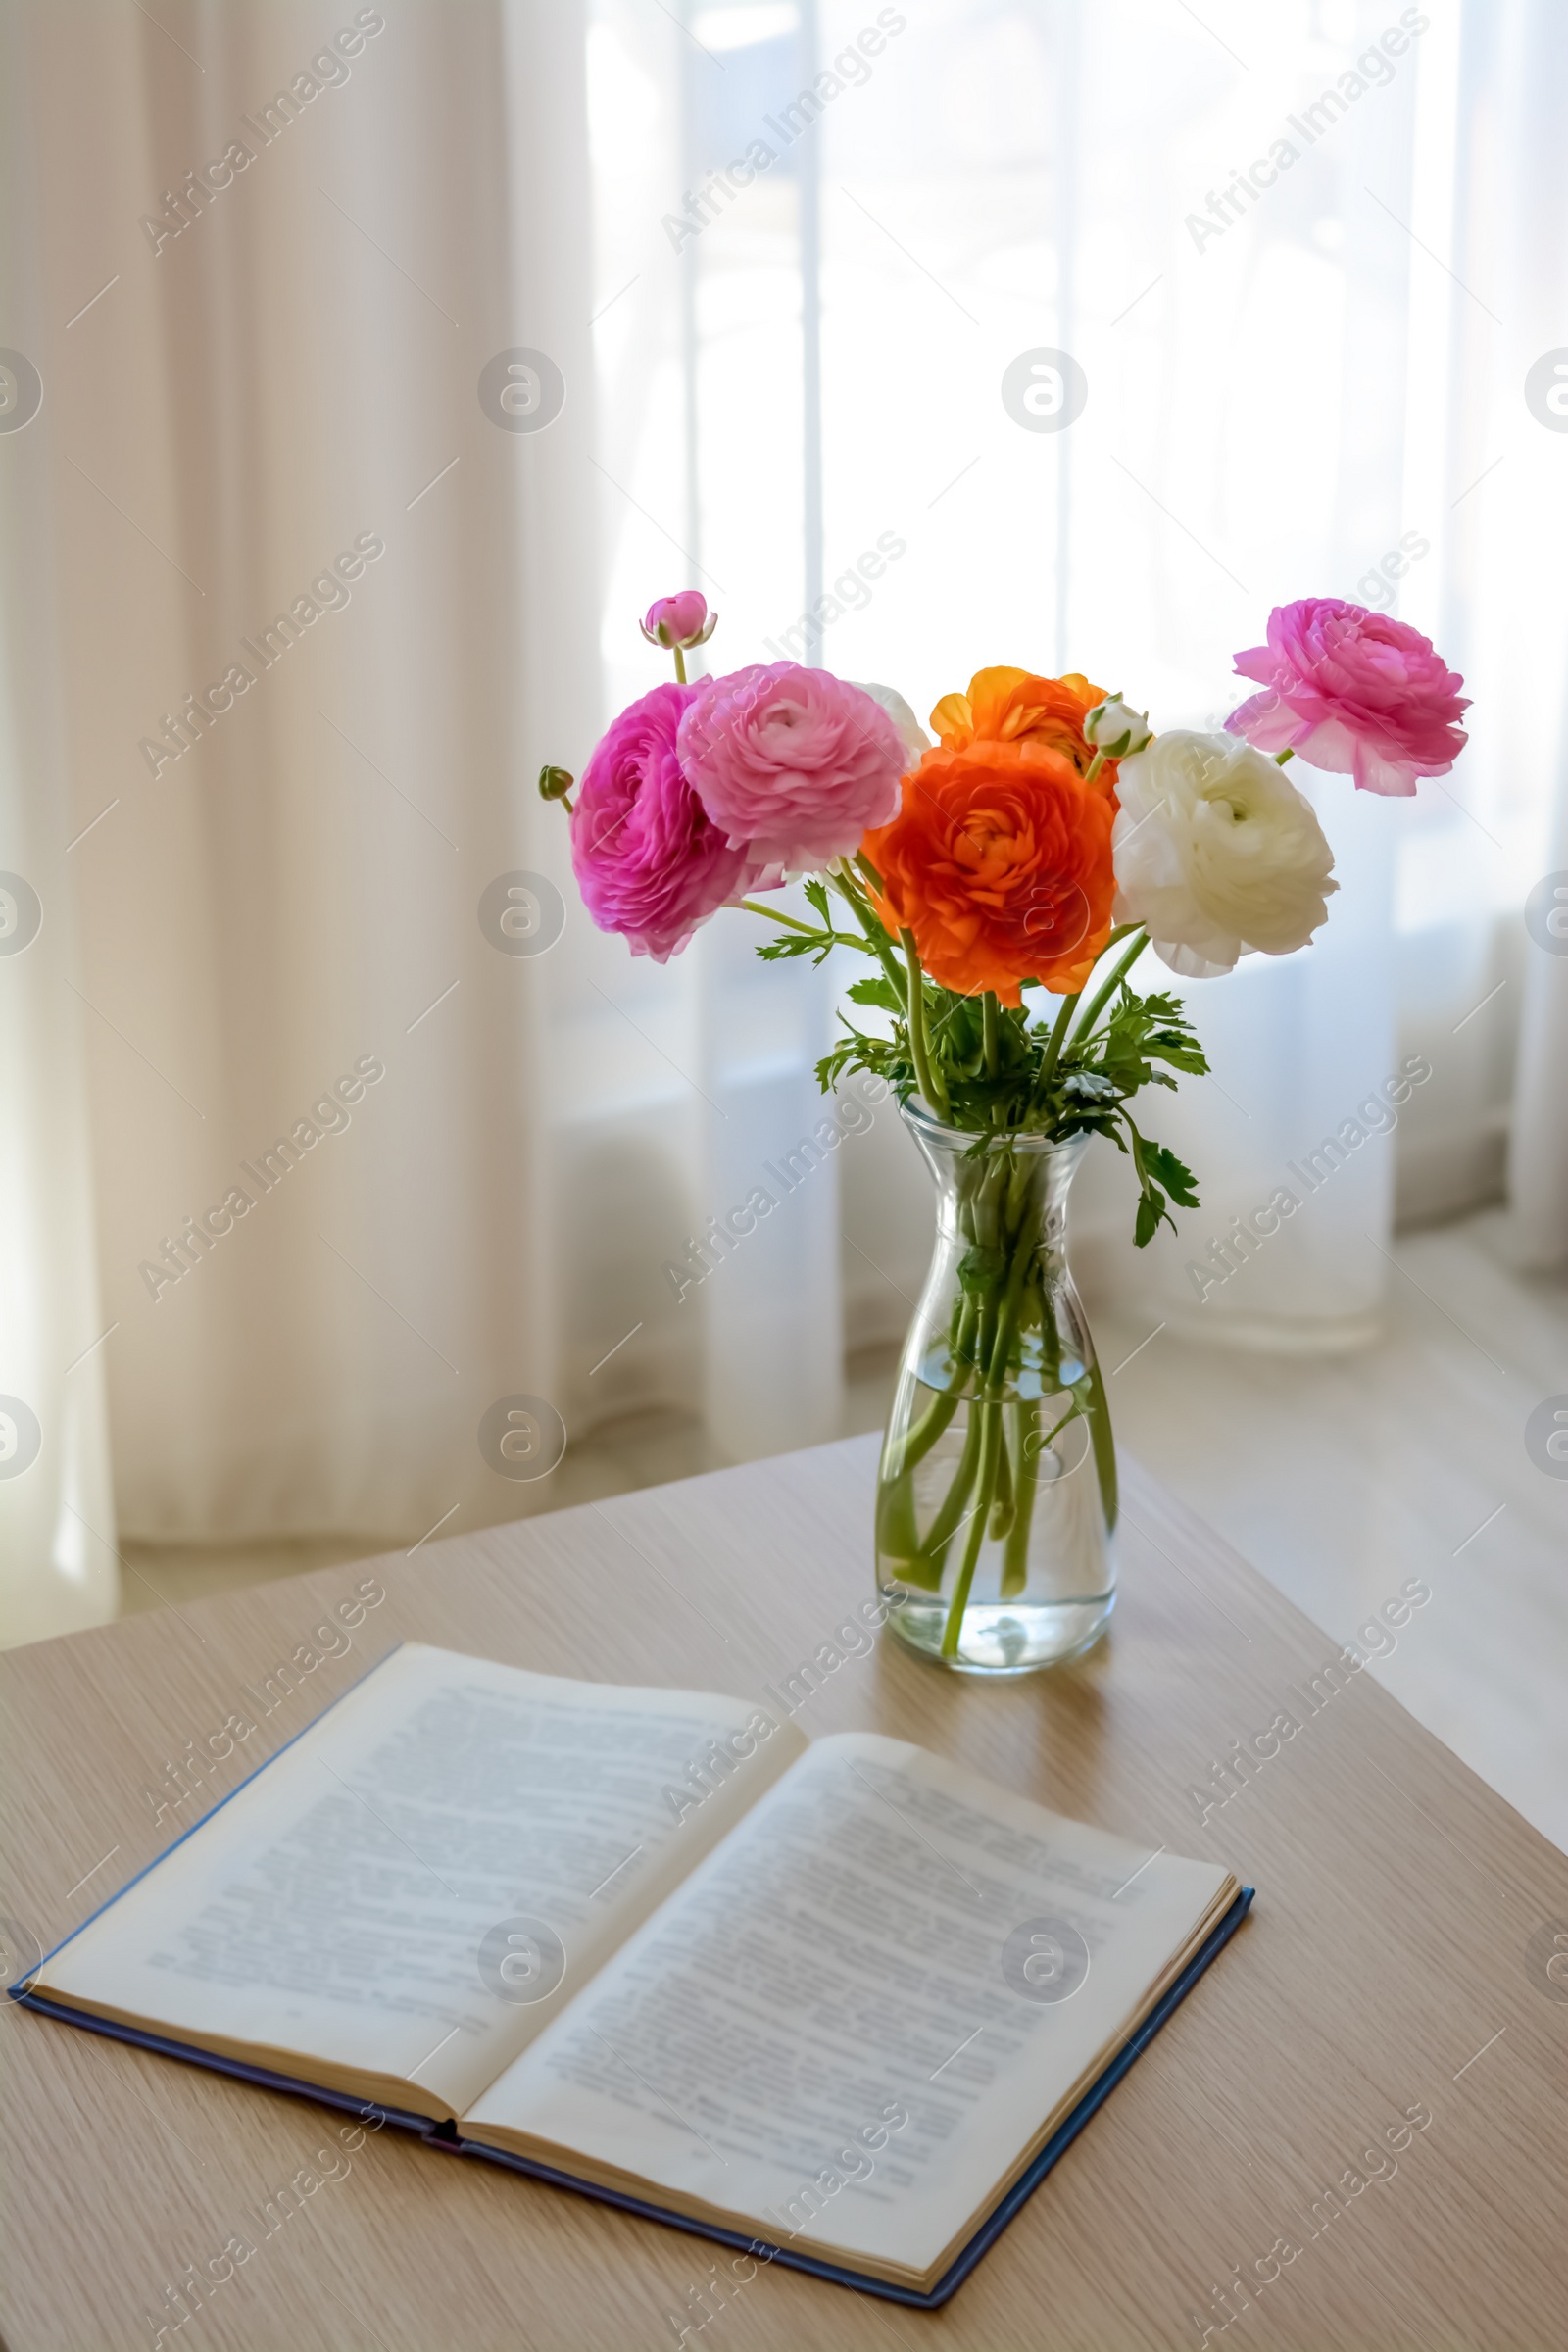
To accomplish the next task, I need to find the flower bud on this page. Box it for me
[1084,694,1153,758]
[639,592,717,651]
[537,764,574,802]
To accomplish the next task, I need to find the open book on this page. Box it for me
[14,1644,1249,2305]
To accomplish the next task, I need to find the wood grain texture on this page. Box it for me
[2,1436,1565,2351]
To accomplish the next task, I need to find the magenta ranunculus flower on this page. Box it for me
[570,681,759,961]
[676,662,906,870]
[1225,598,1469,797]
[640,592,715,651]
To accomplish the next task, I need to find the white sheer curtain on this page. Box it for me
[1,32,118,1642]
[610,0,1439,1347]
[1462,0,1568,1270]
[597,0,1566,1343]
[5,0,1562,1645]
[1513,744,1568,1270]
[2,0,607,1640]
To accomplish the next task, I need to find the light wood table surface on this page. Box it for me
[3,1436,1565,2351]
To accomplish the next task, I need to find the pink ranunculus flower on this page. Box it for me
[1225,598,1469,797]
[676,662,906,870]
[570,682,760,961]
[640,592,716,651]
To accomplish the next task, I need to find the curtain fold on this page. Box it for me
[0,2,120,1638]
[1511,694,1568,1270]
[6,0,603,1595]
[1501,0,1568,1270]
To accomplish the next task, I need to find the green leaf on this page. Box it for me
[846,975,903,1011]
[1141,1140,1200,1207]
[1146,1034,1209,1075]
[755,932,825,960]
[1133,1188,1166,1249]
[1054,1110,1125,1149]
[1124,1112,1184,1247]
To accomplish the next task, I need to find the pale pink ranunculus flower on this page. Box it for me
[676,662,906,871]
[1225,598,1468,797]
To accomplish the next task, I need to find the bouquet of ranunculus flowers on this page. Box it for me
[544,590,1466,1674]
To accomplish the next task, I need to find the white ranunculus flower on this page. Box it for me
[1112,729,1338,978]
[851,681,932,765]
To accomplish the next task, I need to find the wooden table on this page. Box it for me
[3,1437,1565,2350]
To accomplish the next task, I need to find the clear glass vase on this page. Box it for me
[876,1103,1117,1674]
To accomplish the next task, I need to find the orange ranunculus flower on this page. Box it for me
[929,667,1118,796]
[863,738,1116,1004]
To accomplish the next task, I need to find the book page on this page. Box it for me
[466,1733,1233,2277]
[35,1645,805,2117]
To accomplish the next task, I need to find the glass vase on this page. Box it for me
[876,1102,1117,1674]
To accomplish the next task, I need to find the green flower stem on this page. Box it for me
[890,1201,1009,1554]
[890,1537,944,1594]
[968,1232,1053,1618]
[672,646,688,684]
[830,871,907,1008]
[1031,920,1142,1104]
[923,1330,1117,1646]
[1275,747,1295,764]
[980,1172,1038,1380]
[1084,749,1106,786]
[875,1467,928,1575]
[988,1404,1015,1540]
[1038,1396,1083,1453]
[982,990,1001,1080]
[1036,1281,1062,1395]
[917,1283,999,1565]
[973,1156,1006,1253]
[940,1400,1002,1658]
[1068,927,1150,1048]
[936,1222,1038,1652]
[1000,1398,1038,1597]
[915,1398,986,1568]
[1004,1391,1088,1597]
[885,1390,958,1493]
[969,1287,1004,1399]
[1005,1151,1038,1226]
[1075,1354,1119,1532]
[901,928,951,1119]
[884,1298,979,1482]
[1030,990,1080,1105]
[830,859,875,921]
[736,900,868,954]
[739,900,816,933]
